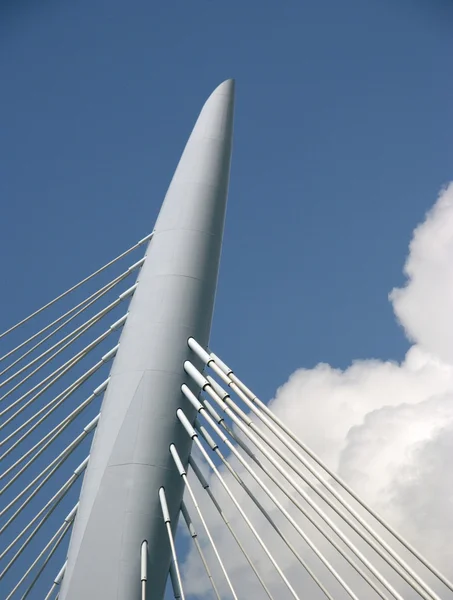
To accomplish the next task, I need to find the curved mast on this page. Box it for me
[59,79,235,600]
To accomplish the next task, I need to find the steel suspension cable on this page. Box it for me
[44,564,66,600]
[205,378,440,600]
[197,397,392,600]
[0,343,117,460]
[170,444,239,600]
[0,255,140,367]
[0,415,98,523]
[21,527,70,600]
[140,541,148,600]
[169,561,182,600]
[0,258,140,379]
[0,232,151,341]
[186,387,367,600]
[0,312,105,408]
[5,504,76,600]
[195,421,341,600]
[202,372,440,600]
[0,308,125,429]
[184,363,405,600]
[186,461,275,600]
[159,487,186,600]
[0,379,107,490]
[196,341,453,595]
[0,283,134,405]
[180,501,222,600]
[177,410,302,600]
[0,456,88,577]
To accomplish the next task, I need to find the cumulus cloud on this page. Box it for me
[180,184,453,598]
[390,184,453,364]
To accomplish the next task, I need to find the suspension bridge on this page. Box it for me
[0,80,451,599]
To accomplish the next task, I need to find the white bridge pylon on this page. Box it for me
[0,81,452,600]
[58,78,235,600]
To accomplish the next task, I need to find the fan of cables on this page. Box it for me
[0,233,152,599]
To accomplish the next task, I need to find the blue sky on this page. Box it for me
[1,1,453,598]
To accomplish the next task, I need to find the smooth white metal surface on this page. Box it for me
[140,541,148,581]
[60,80,235,600]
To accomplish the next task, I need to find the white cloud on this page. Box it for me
[390,183,453,364]
[180,184,453,599]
